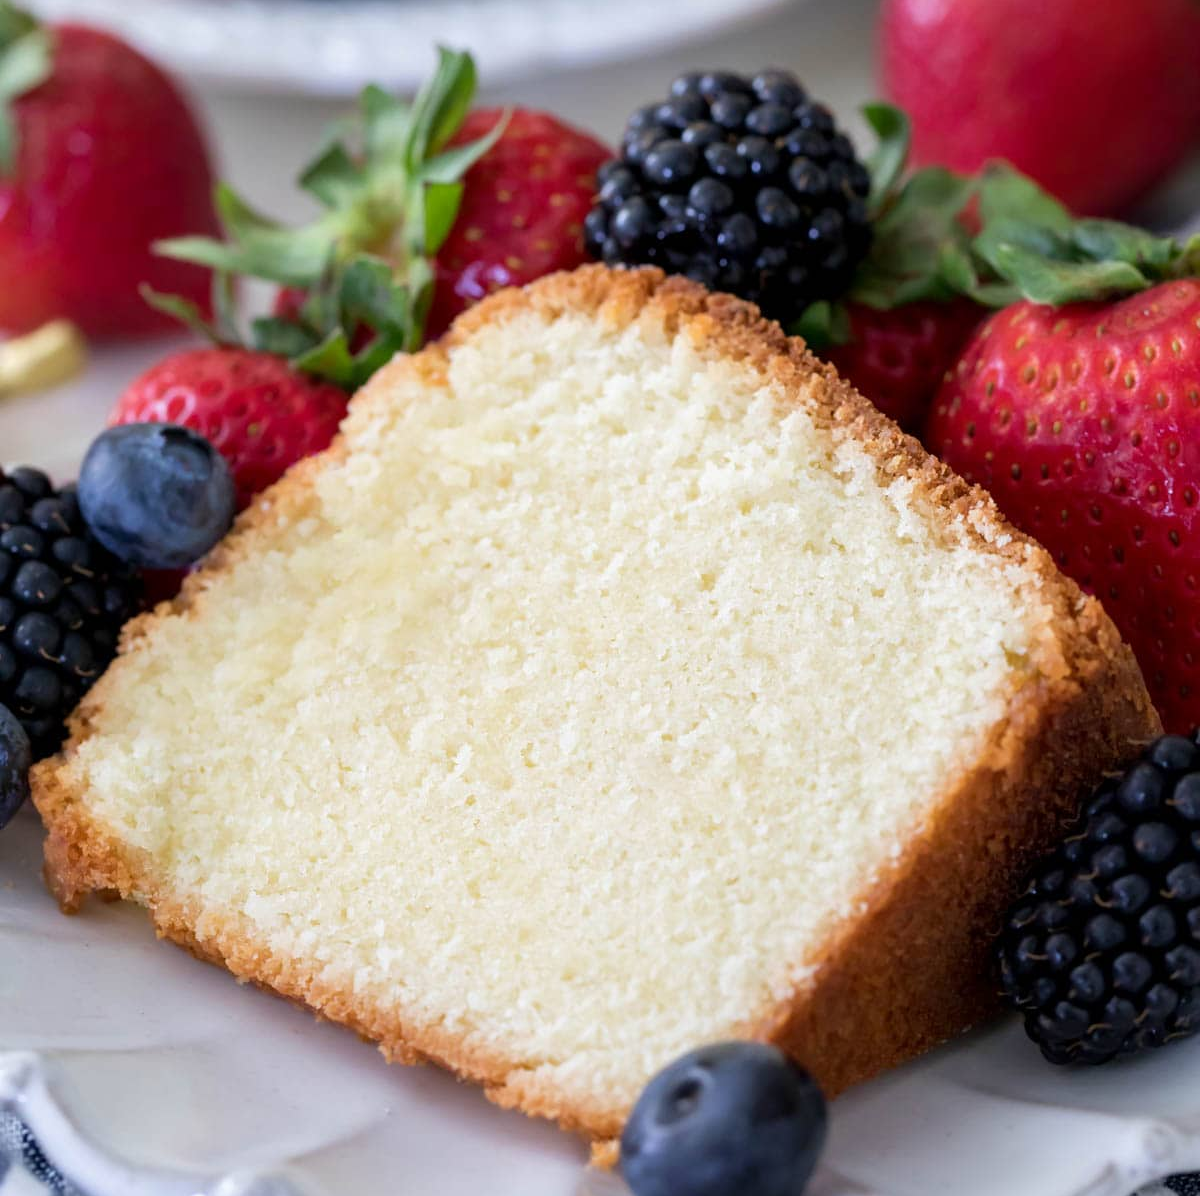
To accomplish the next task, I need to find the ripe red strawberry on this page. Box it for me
[825,300,981,429]
[879,0,1200,215]
[110,348,347,510]
[926,280,1200,730]
[0,5,218,337]
[425,108,610,338]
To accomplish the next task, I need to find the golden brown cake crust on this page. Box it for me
[32,265,1160,1153]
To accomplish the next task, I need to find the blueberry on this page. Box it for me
[0,702,31,830]
[77,424,236,571]
[621,1042,826,1196]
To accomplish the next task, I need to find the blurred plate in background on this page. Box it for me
[21,0,795,95]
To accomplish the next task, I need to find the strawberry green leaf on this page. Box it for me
[139,285,228,344]
[861,102,910,218]
[291,328,359,390]
[251,316,322,359]
[0,21,50,173]
[421,108,509,184]
[980,237,1152,305]
[790,300,852,351]
[423,181,464,257]
[300,141,366,210]
[849,167,976,309]
[975,162,1072,231]
[1069,220,1183,274]
[403,46,476,168]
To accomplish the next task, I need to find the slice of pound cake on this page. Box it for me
[34,266,1157,1146]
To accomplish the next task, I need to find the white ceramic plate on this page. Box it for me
[20,0,794,96]
[4,359,1200,1196]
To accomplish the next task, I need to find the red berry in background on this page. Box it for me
[878,0,1200,215]
[425,108,611,338]
[926,280,1200,731]
[110,348,348,510]
[0,13,219,337]
[826,300,981,430]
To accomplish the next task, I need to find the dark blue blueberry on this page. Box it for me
[621,1042,826,1196]
[1133,821,1179,864]
[643,140,699,186]
[78,424,236,571]
[0,703,31,830]
[1117,762,1165,814]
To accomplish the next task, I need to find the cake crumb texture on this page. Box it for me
[34,266,1158,1143]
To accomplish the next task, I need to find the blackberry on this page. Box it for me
[585,69,872,323]
[0,467,141,757]
[998,733,1200,1065]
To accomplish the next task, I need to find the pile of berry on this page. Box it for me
[585,70,872,323]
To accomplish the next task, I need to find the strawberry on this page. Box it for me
[0,2,218,337]
[878,0,1200,216]
[109,347,348,511]
[927,275,1200,731]
[825,300,981,429]
[161,50,609,368]
[425,108,610,338]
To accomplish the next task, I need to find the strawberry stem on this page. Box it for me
[151,47,505,388]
